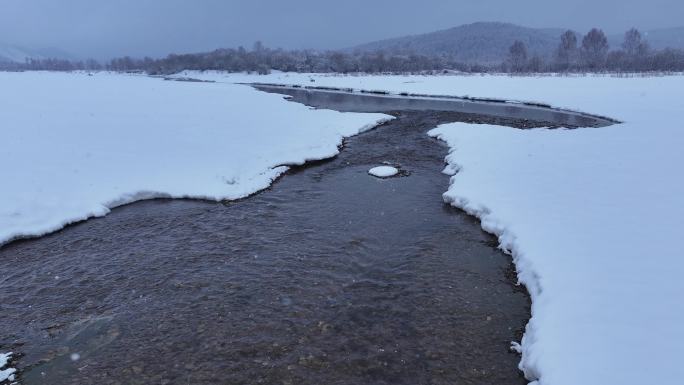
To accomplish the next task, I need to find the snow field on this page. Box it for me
[0,72,391,245]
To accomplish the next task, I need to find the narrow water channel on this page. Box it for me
[0,87,607,385]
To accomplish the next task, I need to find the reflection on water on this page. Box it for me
[1,112,533,384]
[254,84,616,128]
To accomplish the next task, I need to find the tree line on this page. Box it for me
[2,28,684,74]
[505,28,684,72]
[0,42,468,74]
[106,43,467,74]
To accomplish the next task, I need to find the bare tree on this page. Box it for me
[528,55,544,72]
[329,52,349,73]
[555,30,578,71]
[581,28,609,70]
[252,41,264,53]
[623,28,650,56]
[508,40,528,72]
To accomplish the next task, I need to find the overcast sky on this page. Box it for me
[0,0,681,59]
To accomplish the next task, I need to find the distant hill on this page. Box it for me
[0,43,73,63]
[350,22,567,64]
[0,44,34,63]
[351,22,684,65]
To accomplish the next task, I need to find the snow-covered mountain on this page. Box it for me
[0,44,34,63]
[349,22,566,64]
[0,43,73,63]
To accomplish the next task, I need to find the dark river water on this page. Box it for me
[0,88,608,385]
[253,83,616,128]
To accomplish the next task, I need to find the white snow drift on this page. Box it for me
[183,71,684,385]
[0,72,390,245]
[368,165,399,178]
[0,352,15,383]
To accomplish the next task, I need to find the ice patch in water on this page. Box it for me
[368,166,399,178]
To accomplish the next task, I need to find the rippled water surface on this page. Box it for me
[1,109,538,385]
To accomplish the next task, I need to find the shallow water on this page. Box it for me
[253,83,615,128]
[0,110,537,385]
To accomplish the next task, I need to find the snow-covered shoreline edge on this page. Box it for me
[247,82,620,125]
[429,128,542,383]
[0,352,16,383]
[172,70,661,123]
[0,115,393,248]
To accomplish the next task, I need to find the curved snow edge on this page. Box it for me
[0,116,394,248]
[0,352,15,383]
[428,128,543,385]
[241,81,619,124]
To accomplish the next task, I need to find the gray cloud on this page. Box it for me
[0,0,681,59]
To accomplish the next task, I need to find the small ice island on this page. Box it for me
[368,166,399,178]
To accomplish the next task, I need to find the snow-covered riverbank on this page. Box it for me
[3,69,682,385]
[0,72,390,245]
[184,71,684,385]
